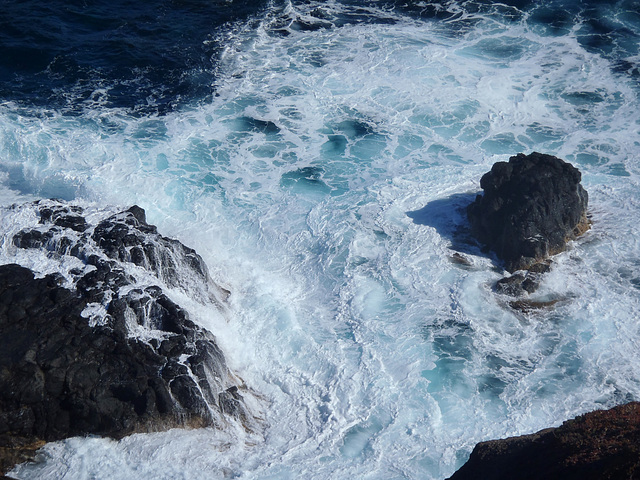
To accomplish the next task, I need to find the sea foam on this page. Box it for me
[4,0,640,478]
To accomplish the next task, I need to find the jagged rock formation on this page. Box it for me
[0,200,252,474]
[447,402,640,480]
[467,152,589,273]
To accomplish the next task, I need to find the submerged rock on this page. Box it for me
[508,297,564,313]
[449,252,474,268]
[493,261,551,301]
[0,200,254,474]
[467,152,589,273]
[447,402,640,480]
[495,271,541,296]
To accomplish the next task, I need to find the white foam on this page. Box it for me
[4,1,640,479]
[81,302,110,327]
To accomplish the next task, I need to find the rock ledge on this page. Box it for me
[448,402,640,480]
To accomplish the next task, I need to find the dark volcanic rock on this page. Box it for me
[495,272,540,296]
[467,152,589,272]
[0,200,252,474]
[508,297,563,312]
[0,263,236,438]
[448,402,640,480]
[12,202,226,305]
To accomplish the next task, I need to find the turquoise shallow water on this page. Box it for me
[2,1,640,478]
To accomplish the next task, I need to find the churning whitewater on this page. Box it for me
[2,0,640,478]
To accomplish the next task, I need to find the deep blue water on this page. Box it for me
[2,1,638,113]
[0,0,269,113]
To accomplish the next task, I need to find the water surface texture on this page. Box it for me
[2,0,640,478]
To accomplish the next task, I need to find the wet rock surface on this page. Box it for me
[0,200,251,474]
[493,261,556,311]
[495,271,541,296]
[448,402,640,480]
[467,152,589,273]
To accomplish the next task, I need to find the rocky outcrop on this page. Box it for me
[467,152,589,273]
[448,402,640,480]
[0,200,252,474]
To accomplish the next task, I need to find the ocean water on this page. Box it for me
[1,0,640,478]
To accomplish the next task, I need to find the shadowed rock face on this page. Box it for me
[467,152,589,272]
[448,402,640,480]
[0,200,252,474]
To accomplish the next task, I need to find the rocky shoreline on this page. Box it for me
[448,402,640,480]
[0,201,255,474]
[0,153,634,477]
[449,153,640,478]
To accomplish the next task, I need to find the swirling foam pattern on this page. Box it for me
[2,0,640,478]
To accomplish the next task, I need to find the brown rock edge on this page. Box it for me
[0,436,44,477]
[447,402,640,480]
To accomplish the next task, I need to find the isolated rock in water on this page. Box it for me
[0,200,253,473]
[447,402,640,480]
[467,152,589,272]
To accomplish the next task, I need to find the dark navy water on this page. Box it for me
[2,1,640,479]
[2,1,638,114]
[0,0,269,113]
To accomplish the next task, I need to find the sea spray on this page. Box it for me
[2,0,640,478]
